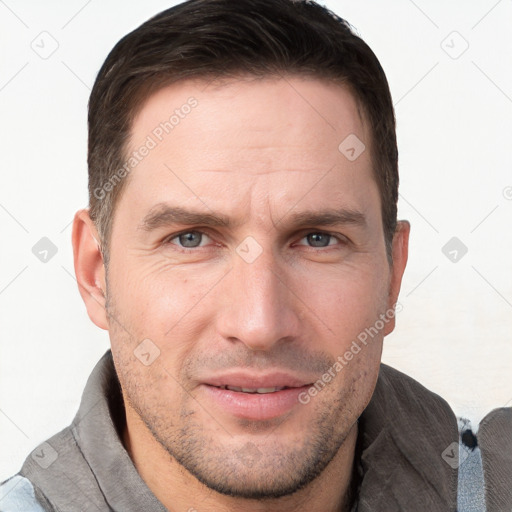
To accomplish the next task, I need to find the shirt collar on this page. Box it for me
[354,363,459,511]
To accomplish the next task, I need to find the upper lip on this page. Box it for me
[202,372,312,389]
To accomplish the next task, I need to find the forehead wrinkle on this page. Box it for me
[193,167,332,176]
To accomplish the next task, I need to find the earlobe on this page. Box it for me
[72,209,109,330]
[384,220,410,336]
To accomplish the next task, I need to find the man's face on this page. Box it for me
[103,77,400,498]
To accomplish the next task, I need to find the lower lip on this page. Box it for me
[200,384,311,420]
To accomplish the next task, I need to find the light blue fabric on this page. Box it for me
[0,474,46,511]
[457,419,486,512]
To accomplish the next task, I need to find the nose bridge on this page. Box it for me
[218,240,300,350]
[238,243,279,309]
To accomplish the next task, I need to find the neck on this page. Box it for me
[122,403,358,512]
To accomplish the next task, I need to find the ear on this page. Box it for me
[72,209,108,330]
[383,220,410,336]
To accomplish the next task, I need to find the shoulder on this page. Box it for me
[375,363,457,425]
[0,426,79,511]
[356,363,459,511]
[0,474,49,511]
[477,407,512,510]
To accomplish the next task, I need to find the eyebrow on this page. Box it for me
[138,203,367,232]
[139,205,232,231]
[283,209,366,229]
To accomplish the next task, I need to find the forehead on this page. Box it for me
[131,75,368,162]
[119,76,377,224]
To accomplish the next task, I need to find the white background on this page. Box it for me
[1,0,511,481]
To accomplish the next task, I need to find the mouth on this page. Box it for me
[215,385,291,394]
[199,375,313,420]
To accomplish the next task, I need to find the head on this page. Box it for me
[73,0,409,502]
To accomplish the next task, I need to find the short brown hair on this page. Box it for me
[88,0,398,266]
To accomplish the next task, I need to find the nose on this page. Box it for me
[216,243,302,352]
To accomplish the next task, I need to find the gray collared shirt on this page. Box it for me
[1,350,508,511]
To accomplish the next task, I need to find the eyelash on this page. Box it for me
[162,230,347,252]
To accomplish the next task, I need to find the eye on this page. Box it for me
[166,230,212,249]
[297,232,344,248]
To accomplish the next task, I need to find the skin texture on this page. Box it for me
[73,76,410,512]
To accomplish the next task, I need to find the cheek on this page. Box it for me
[106,257,227,379]
[109,255,219,324]
[304,263,390,350]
